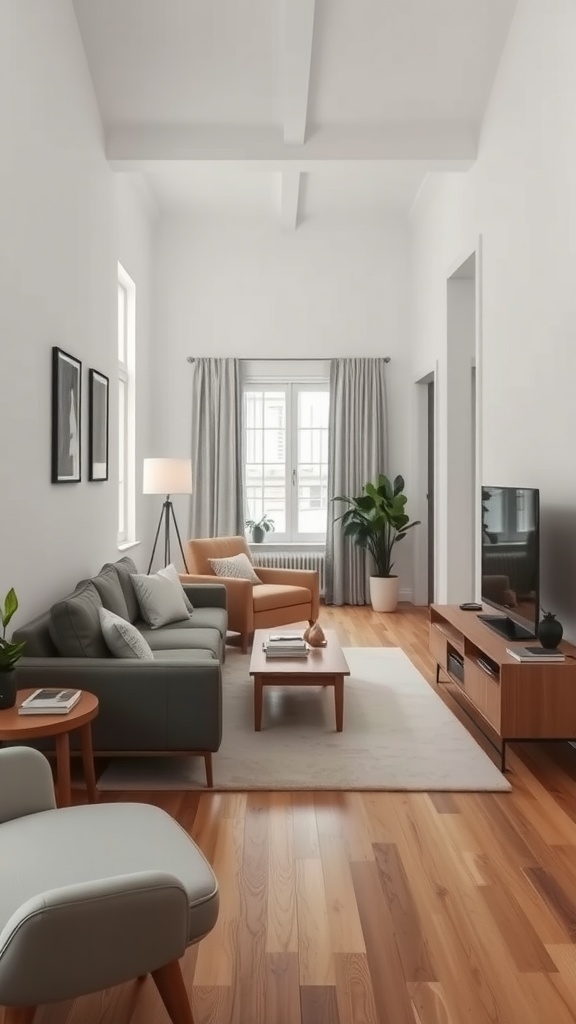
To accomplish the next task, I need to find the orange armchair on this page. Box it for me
[181,536,319,653]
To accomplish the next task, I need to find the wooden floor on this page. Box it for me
[18,605,576,1024]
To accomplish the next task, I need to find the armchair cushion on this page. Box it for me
[208,552,262,584]
[253,584,313,612]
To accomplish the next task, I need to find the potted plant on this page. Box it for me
[0,588,26,709]
[333,473,420,612]
[245,514,275,544]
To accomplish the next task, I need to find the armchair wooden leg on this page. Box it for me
[4,1007,36,1024]
[152,959,194,1024]
[241,633,249,654]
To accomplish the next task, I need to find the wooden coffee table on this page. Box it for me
[0,689,99,807]
[249,629,350,732]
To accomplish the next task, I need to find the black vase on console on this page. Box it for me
[537,612,563,650]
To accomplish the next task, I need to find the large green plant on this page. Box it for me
[0,588,26,672]
[333,474,420,578]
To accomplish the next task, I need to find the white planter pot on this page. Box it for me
[369,575,400,612]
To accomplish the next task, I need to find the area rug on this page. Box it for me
[97,647,511,792]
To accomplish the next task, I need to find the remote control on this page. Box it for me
[459,602,482,611]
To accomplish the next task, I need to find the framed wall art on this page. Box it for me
[88,368,109,481]
[51,346,82,483]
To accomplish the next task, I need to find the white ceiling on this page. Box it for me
[73,0,518,225]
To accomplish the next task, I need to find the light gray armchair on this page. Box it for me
[0,747,219,1024]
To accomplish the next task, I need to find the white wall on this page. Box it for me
[115,174,157,569]
[153,217,419,595]
[411,0,576,633]
[0,1,154,621]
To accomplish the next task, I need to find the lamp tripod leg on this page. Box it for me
[147,506,165,574]
[164,500,172,566]
[170,504,190,573]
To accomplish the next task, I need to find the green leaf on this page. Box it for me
[2,588,18,630]
[393,475,405,495]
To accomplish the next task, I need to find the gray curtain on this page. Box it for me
[189,358,244,537]
[325,358,389,605]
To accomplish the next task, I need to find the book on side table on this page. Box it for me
[18,688,82,715]
[506,646,565,663]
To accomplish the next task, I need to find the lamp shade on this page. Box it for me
[143,458,193,495]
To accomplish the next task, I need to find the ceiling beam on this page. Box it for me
[107,123,477,166]
[281,0,316,145]
[278,170,302,230]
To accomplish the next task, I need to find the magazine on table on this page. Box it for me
[18,688,81,715]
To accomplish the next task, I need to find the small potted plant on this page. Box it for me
[0,588,26,709]
[245,514,275,544]
[333,473,420,612]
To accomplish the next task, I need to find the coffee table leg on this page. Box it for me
[80,722,98,803]
[55,732,71,807]
[254,675,263,731]
[334,675,344,732]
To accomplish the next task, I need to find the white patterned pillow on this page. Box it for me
[208,552,262,584]
[99,608,155,660]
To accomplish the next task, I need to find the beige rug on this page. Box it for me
[97,647,511,792]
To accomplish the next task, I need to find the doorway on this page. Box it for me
[445,249,478,602]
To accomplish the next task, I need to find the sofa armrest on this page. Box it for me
[180,575,252,634]
[179,579,228,610]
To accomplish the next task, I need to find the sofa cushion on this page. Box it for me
[138,626,222,659]
[155,606,227,639]
[49,581,110,658]
[99,608,155,660]
[253,584,312,613]
[208,552,262,584]
[131,572,191,629]
[154,648,218,662]
[108,556,140,623]
[158,563,194,613]
[92,563,130,619]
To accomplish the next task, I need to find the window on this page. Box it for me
[243,379,330,543]
[117,264,135,544]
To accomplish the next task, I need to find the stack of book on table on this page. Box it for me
[506,645,565,663]
[263,633,309,659]
[18,688,81,715]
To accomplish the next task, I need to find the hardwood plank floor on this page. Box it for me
[20,604,576,1024]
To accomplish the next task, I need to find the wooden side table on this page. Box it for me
[0,689,99,807]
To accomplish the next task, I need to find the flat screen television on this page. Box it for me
[480,486,540,640]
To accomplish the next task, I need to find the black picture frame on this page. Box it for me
[88,369,109,482]
[51,346,82,483]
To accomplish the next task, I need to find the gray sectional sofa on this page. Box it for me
[12,556,227,786]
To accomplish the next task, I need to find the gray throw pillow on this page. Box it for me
[131,571,191,629]
[158,563,194,613]
[99,608,155,660]
[93,563,130,619]
[49,581,110,658]
[110,556,141,623]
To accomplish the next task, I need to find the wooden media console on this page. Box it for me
[429,604,576,770]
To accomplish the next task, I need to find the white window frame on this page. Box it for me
[117,263,136,546]
[241,362,330,545]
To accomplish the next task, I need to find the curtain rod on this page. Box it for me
[187,356,391,363]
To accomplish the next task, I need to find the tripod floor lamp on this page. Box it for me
[143,458,192,573]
